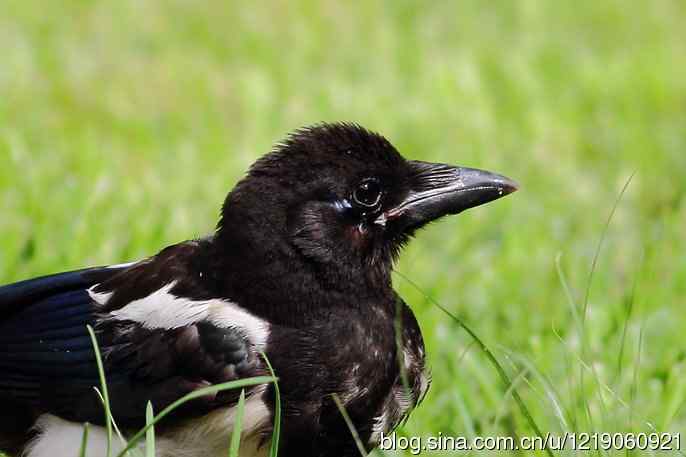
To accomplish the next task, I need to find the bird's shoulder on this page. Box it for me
[91,237,271,362]
[86,238,271,423]
[92,237,216,313]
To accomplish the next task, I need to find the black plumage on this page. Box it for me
[0,123,517,457]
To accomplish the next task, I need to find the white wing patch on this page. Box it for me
[90,281,271,348]
[88,288,113,306]
[107,281,210,330]
[106,260,140,269]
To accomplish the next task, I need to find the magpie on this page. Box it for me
[0,123,517,457]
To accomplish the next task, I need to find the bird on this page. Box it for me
[0,123,517,457]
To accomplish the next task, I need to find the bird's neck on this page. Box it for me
[209,230,394,325]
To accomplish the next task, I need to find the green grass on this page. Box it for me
[1,1,685,455]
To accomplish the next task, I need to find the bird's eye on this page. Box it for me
[353,179,382,209]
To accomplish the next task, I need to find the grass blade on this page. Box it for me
[79,423,90,457]
[554,253,581,431]
[93,388,134,453]
[261,353,281,457]
[116,376,276,457]
[395,272,555,457]
[394,299,412,406]
[229,389,246,457]
[582,172,636,323]
[616,249,643,379]
[145,402,155,457]
[332,393,367,457]
[491,367,530,432]
[579,173,635,434]
[87,324,113,457]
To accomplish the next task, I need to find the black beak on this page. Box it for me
[377,160,518,230]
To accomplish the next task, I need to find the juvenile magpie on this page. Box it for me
[0,123,517,457]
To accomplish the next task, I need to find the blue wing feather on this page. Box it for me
[0,266,127,406]
[0,267,106,310]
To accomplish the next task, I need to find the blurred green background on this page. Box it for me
[1,1,685,455]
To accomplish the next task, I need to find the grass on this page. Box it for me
[1,0,685,455]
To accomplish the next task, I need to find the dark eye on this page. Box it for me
[353,179,382,208]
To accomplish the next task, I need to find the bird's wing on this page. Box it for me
[0,241,269,428]
[0,265,128,401]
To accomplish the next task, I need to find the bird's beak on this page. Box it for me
[377,160,518,229]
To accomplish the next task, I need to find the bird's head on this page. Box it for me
[218,123,517,292]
